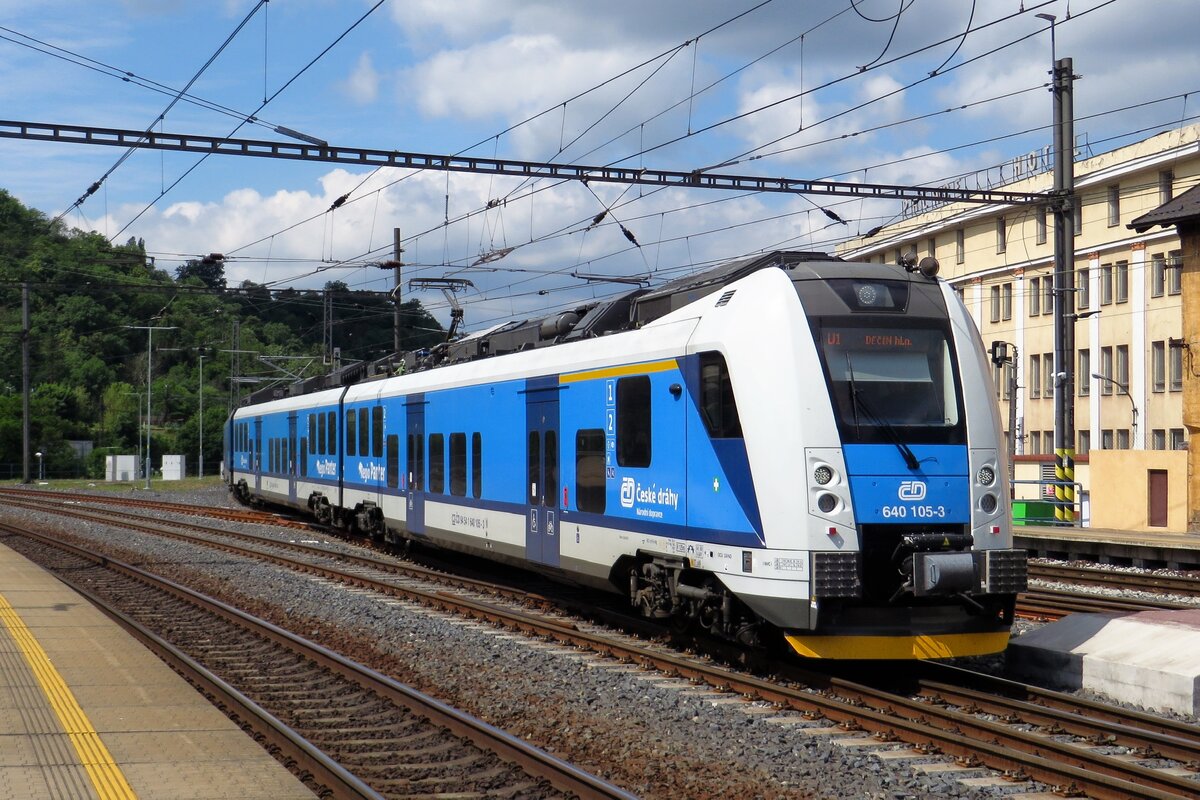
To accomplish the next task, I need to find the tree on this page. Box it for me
[175,253,226,289]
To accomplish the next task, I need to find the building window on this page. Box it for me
[1036,206,1047,245]
[1044,431,1055,453]
[1029,277,1040,317]
[1099,263,1113,305]
[1160,169,1174,204]
[926,237,936,257]
[1152,429,1166,450]
[1043,352,1054,397]
[1170,344,1183,392]
[990,285,1001,323]
[1029,431,1039,455]
[1106,184,1120,227]
[1078,430,1091,455]
[1171,428,1187,450]
[1079,349,1091,396]
[1168,250,1182,295]
[894,247,903,265]
[1042,277,1053,315]
[617,376,652,467]
[1116,429,1130,449]
[1073,201,1082,235]
[956,228,965,264]
[575,429,606,513]
[1115,261,1128,304]
[1100,347,1113,394]
[1077,268,1090,309]
[996,217,1007,253]
[1002,282,1012,320]
[1153,341,1166,392]
[1116,345,1129,386]
[1029,354,1041,399]
[1151,253,1165,298]
[1101,430,1114,450]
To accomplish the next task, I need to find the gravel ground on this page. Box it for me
[6,484,1194,799]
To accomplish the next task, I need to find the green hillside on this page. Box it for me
[0,189,444,480]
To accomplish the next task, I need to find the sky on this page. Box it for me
[2,0,1198,334]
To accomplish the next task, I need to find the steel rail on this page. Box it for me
[0,520,636,800]
[9,497,1196,799]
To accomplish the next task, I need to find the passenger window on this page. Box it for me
[617,375,651,467]
[309,415,317,452]
[386,434,399,489]
[472,432,482,499]
[358,408,369,456]
[544,430,558,508]
[317,413,326,455]
[327,411,337,455]
[699,352,743,438]
[575,429,606,513]
[450,433,467,496]
[346,410,357,456]
[528,431,541,504]
[428,434,445,493]
[372,406,384,458]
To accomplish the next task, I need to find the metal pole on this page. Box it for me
[127,325,176,489]
[393,227,403,356]
[21,282,30,484]
[1008,347,1019,498]
[199,351,205,479]
[1049,45,1077,524]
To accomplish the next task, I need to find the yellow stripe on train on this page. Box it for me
[785,631,1011,660]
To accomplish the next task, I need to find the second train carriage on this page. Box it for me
[225,251,1027,659]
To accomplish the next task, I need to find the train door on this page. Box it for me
[405,395,426,535]
[525,382,561,567]
[253,417,263,493]
[287,413,298,506]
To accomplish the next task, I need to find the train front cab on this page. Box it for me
[783,270,1026,659]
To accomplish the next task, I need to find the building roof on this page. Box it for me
[1128,182,1200,232]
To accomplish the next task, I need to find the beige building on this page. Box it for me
[837,125,1200,531]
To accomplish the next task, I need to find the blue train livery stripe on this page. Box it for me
[842,444,970,524]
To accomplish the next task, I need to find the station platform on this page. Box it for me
[0,542,315,800]
[1015,524,1200,570]
[1008,608,1200,717]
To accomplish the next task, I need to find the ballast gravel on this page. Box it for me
[8,484,1182,799]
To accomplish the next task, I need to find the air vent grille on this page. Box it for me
[715,290,736,307]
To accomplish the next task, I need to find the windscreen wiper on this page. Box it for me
[845,353,921,471]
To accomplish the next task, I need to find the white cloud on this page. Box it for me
[341,52,381,105]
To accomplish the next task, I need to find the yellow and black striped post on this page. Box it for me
[1054,447,1075,523]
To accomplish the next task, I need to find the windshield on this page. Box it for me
[816,323,964,444]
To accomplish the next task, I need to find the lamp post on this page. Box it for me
[34,451,43,481]
[126,324,177,489]
[1092,373,1139,449]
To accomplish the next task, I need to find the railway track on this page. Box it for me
[1029,561,1200,596]
[0,519,633,800]
[5,490,1200,799]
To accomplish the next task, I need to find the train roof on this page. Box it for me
[241,250,932,406]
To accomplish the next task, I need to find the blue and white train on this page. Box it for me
[225,251,1026,659]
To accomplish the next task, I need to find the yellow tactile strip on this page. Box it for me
[0,591,137,800]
